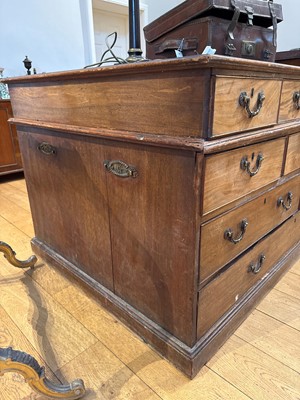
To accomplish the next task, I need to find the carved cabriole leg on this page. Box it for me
[0,348,85,399]
[0,244,86,398]
[0,241,37,268]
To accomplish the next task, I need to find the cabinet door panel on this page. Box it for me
[104,143,197,346]
[17,128,114,290]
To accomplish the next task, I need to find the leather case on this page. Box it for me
[144,0,283,62]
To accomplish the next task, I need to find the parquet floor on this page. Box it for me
[0,173,299,400]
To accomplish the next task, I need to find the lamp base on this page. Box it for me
[126,48,148,63]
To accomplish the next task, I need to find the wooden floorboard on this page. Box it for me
[0,175,299,400]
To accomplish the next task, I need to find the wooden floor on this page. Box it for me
[0,173,299,400]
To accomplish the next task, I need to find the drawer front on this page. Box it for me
[200,174,300,282]
[279,80,300,123]
[203,138,285,214]
[197,213,300,338]
[212,77,281,137]
[285,133,300,175]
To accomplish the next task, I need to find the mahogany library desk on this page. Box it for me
[3,55,300,378]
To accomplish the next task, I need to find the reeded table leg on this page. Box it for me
[0,241,37,268]
[0,347,85,399]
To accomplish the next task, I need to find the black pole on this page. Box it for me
[129,0,141,50]
[127,0,146,62]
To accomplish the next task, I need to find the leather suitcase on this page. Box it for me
[144,0,283,62]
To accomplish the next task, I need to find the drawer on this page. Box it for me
[278,80,300,123]
[200,174,300,282]
[202,138,285,214]
[212,77,281,137]
[197,213,300,338]
[285,133,300,175]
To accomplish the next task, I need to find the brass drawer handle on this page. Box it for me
[104,160,138,178]
[37,142,56,155]
[239,90,265,118]
[224,219,248,244]
[248,254,266,274]
[240,153,264,177]
[277,191,293,210]
[293,91,300,110]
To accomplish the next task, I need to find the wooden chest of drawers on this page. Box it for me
[0,100,22,175]
[4,55,300,378]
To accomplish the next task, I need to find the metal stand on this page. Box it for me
[0,241,86,399]
[126,0,147,62]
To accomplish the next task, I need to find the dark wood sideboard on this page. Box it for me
[0,100,22,175]
[4,55,300,378]
[276,49,300,66]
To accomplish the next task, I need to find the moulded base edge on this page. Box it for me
[31,238,300,379]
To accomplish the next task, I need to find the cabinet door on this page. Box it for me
[0,100,22,174]
[17,128,114,290]
[104,142,198,346]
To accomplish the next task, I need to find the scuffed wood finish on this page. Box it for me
[9,70,207,138]
[279,80,300,123]
[105,144,197,346]
[1,176,300,396]
[202,137,285,214]
[4,55,300,379]
[4,54,300,141]
[285,132,300,175]
[212,77,282,136]
[17,128,114,291]
[200,174,300,282]
[0,100,22,175]
[198,213,300,338]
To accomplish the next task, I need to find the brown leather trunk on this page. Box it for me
[144,0,283,62]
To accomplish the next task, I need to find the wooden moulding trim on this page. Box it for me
[10,118,300,154]
[2,55,300,84]
[9,118,205,151]
[191,241,300,377]
[31,236,299,378]
[30,238,193,356]
[204,121,300,154]
[0,168,23,176]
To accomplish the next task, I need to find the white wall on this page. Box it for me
[0,0,298,78]
[277,0,300,51]
[0,0,86,77]
[143,0,181,23]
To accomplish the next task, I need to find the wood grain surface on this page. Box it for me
[279,80,300,122]
[0,100,22,175]
[0,175,299,398]
[212,77,282,136]
[200,174,300,281]
[202,137,285,214]
[17,128,115,291]
[198,213,300,337]
[285,132,300,175]
[9,69,207,138]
